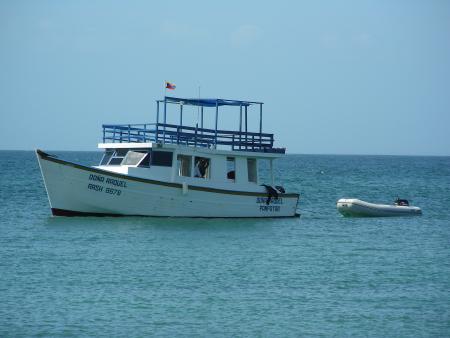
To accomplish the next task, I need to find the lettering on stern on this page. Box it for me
[256,197,282,212]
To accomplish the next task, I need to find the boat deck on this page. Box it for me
[102,96,285,154]
[102,123,285,153]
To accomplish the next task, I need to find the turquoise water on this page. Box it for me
[1,151,449,336]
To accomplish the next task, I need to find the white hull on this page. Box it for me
[337,198,422,217]
[37,150,299,218]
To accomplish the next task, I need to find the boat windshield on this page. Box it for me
[122,151,147,166]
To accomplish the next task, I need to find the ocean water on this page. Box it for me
[0,151,449,337]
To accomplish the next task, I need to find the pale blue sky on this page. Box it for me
[1,0,449,155]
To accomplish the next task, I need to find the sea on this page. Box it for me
[0,151,449,337]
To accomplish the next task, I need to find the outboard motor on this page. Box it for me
[275,186,285,194]
[261,185,279,205]
[394,198,409,206]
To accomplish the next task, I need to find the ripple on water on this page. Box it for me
[0,152,449,336]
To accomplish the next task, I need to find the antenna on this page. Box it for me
[197,85,201,124]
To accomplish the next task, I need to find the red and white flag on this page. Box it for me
[165,82,176,90]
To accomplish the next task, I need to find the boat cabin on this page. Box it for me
[96,96,285,190]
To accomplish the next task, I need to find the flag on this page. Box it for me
[165,82,176,90]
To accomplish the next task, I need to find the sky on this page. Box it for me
[1,0,449,155]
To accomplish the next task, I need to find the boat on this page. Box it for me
[336,198,422,217]
[36,96,300,217]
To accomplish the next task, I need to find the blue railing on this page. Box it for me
[102,124,156,143]
[102,123,284,153]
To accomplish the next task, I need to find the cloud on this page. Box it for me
[319,32,373,49]
[230,24,262,47]
[160,20,210,41]
[352,33,372,47]
[37,18,54,30]
[320,33,339,49]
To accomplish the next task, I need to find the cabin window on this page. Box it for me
[227,157,235,181]
[194,157,210,179]
[247,158,257,183]
[115,149,129,157]
[106,149,128,165]
[108,157,122,165]
[177,155,192,177]
[151,151,173,167]
[100,150,114,166]
[108,157,123,165]
[122,151,146,166]
[138,152,151,168]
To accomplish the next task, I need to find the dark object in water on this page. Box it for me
[394,198,409,206]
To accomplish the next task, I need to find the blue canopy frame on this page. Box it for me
[101,96,285,153]
[155,96,264,148]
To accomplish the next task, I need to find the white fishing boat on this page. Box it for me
[37,96,300,217]
[336,198,422,217]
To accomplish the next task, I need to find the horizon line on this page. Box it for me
[0,148,449,158]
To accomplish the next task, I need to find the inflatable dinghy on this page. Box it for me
[337,198,422,217]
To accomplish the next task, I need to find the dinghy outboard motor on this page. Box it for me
[394,198,409,206]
